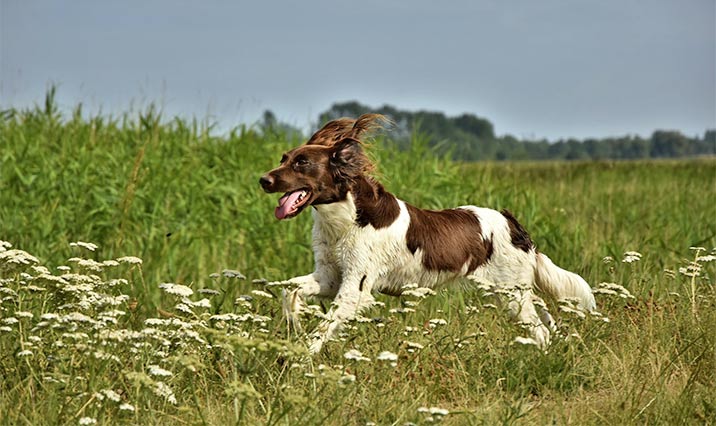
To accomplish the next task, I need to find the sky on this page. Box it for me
[1,0,714,140]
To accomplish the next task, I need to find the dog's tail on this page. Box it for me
[534,252,596,311]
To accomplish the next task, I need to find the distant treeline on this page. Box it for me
[266,101,715,161]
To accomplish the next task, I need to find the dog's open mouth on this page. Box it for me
[275,189,312,220]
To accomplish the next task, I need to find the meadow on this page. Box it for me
[1,99,715,425]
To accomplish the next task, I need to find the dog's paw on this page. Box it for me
[308,334,324,354]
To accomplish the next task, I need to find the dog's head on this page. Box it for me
[259,114,387,220]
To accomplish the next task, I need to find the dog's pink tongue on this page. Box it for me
[275,191,302,220]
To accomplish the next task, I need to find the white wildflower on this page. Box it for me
[622,251,642,263]
[429,407,450,416]
[70,241,98,251]
[153,381,177,404]
[175,303,193,314]
[16,349,33,357]
[344,349,371,362]
[559,305,587,319]
[31,265,51,274]
[57,265,71,272]
[222,269,246,279]
[251,290,274,299]
[185,297,211,308]
[78,417,97,425]
[159,283,193,297]
[93,351,120,362]
[417,406,450,416]
[402,286,436,298]
[24,285,47,292]
[594,282,635,299]
[69,258,104,271]
[697,254,716,262]
[429,318,447,328]
[0,249,39,265]
[389,307,416,314]
[2,317,19,325]
[376,351,398,366]
[119,403,135,412]
[117,256,142,265]
[0,240,11,250]
[199,288,220,295]
[0,326,12,333]
[404,341,424,351]
[101,389,121,402]
[40,313,60,321]
[679,262,702,278]
[102,259,120,267]
[148,365,173,377]
[62,312,95,323]
[210,313,240,322]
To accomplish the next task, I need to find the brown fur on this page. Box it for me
[501,209,534,252]
[306,113,391,147]
[406,205,493,272]
[351,177,400,229]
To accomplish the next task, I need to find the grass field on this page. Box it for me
[1,100,715,425]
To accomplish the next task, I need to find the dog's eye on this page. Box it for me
[294,157,309,166]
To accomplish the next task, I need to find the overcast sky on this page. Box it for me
[1,0,714,140]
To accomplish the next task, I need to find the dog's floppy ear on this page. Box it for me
[349,114,391,140]
[330,138,366,178]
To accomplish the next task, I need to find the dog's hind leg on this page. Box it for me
[506,287,551,348]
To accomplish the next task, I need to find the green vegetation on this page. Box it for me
[1,97,715,424]
[318,101,716,161]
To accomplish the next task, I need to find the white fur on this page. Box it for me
[275,193,595,353]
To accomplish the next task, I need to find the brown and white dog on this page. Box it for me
[260,114,595,354]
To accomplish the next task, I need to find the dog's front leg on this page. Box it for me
[272,272,339,334]
[308,273,374,354]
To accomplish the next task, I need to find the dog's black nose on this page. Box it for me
[259,174,274,190]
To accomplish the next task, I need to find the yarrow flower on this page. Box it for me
[418,406,450,416]
[593,282,635,299]
[119,403,135,412]
[344,349,371,362]
[159,283,193,297]
[148,364,173,377]
[428,318,447,328]
[0,249,39,265]
[251,290,274,299]
[116,256,143,265]
[622,251,642,263]
[70,241,98,251]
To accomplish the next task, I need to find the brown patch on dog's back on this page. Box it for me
[501,209,534,252]
[406,206,493,272]
[352,177,400,229]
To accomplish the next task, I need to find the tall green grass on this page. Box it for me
[1,98,715,424]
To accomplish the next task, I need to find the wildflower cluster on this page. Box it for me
[0,241,301,423]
